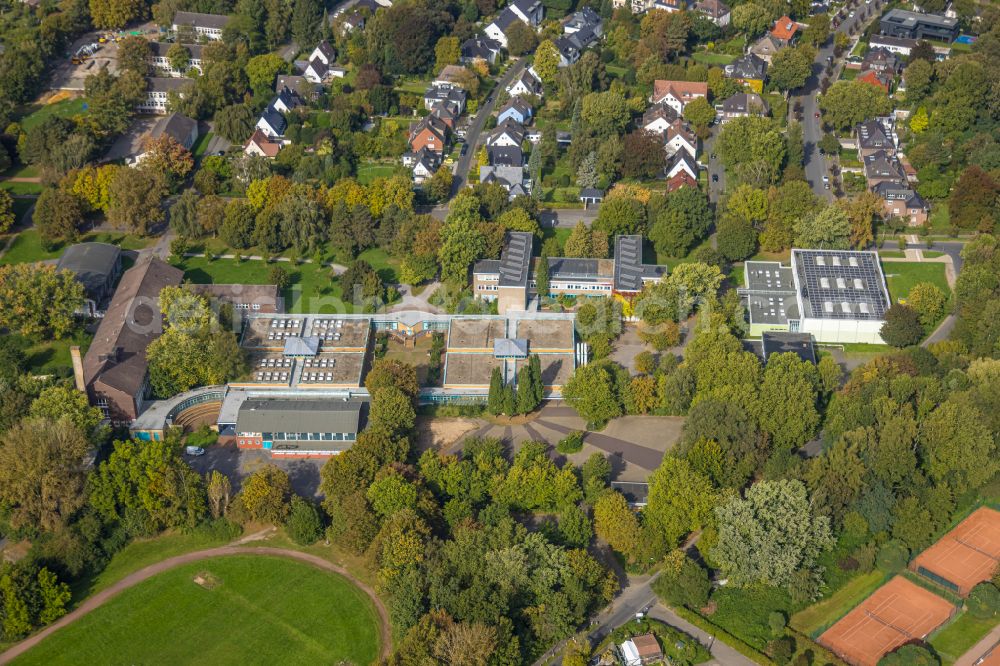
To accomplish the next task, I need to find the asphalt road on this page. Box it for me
[704,126,725,204]
[451,59,527,195]
[795,0,884,200]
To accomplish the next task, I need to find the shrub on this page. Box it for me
[876,540,909,573]
[556,431,584,454]
[968,582,1000,619]
[286,496,324,545]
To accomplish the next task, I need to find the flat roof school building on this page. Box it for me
[740,249,891,344]
[233,398,362,457]
[473,232,667,314]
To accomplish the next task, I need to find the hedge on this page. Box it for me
[671,607,776,666]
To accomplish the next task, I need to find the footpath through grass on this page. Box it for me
[15,555,381,666]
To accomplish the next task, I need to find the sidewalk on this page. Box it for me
[954,626,1000,666]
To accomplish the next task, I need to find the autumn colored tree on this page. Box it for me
[950,166,999,231]
[0,263,84,338]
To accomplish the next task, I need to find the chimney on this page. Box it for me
[70,346,86,392]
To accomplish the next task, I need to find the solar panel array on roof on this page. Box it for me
[614,235,644,292]
[792,249,889,320]
[498,231,533,288]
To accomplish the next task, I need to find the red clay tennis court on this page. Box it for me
[819,576,956,666]
[911,507,1000,596]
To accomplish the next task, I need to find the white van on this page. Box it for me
[185,446,205,456]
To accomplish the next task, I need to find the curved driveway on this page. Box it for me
[0,547,392,665]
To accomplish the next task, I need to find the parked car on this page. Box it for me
[712,174,719,182]
[185,446,205,456]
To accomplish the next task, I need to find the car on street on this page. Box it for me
[822,175,829,183]
[710,153,716,160]
[712,174,719,182]
[185,446,205,456]
[825,182,830,190]
[815,111,821,118]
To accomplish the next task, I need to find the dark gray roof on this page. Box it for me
[488,145,523,167]
[260,106,287,135]
[492,7,520,31]
[173,11,229,30]
[614,235,646,292]
[56,242,121,300]
[499,96,531,117]
[873,181,927,209]
[610,481,648,506]
[461,37,501,59]
[856,119,894,150]
[579,187,604,199]
[473,259,501,274]
[762,332,816,363]
[150,42,203,59]
[725,53,767,79]
[553,36,580,60]
[275,87,303,110]
[149,112,198,147]
[566,6,601,29]
[511,0,541,16]
[642,103,680,128]
[869,34,918,48]
[721,92,769,115]
[498,231,533,287]
[863,150,906,181]
[147,77,191,93]
[236,399,362,436]
[792,249,890,320]
[314,40,336,61]
[882,8,958,29]
[548,257,601,280]
[668,148,699,176]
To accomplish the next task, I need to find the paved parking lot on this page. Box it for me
[186,444,327,498]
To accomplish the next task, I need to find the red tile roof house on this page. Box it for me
[408,115,448,154]
[857,69,892,93]
[770,15,800,45]
[649,80,709,115]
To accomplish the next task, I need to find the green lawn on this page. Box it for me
[18,97,87,132]
[171,256,354,313]
[692,52,736,65]
[356,163,397,185]
[192,131,214,157]
[0,181,43,195]
[357,247,400,284]
[929,202,951,232]
[15,556,382,666]
[0,164,38,179]
[0,229,154,266]
[882,261,950,303]
[22,330,92,374]
[791,570,887,636]
[839,67,859,81]
[930,611,1000,664]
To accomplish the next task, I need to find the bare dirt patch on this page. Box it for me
[415,416,481,452]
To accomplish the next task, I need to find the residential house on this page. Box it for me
[271,87,304,114]
[149,42,203,77]
[303,57,330,84]
[137,77,190,114]
[506,69,543,97]
[275,75,316,100]
[663,120,698,158]
[579,187,604,205]
[488,145,524,167]
[868,34,918,56]
[485,8,521,48]
[863,150,907,188]
[431,103,460,130]
[652,0,683,12]
[717,92,770,123]
[873,180,929,225]
[694,0,731,26]
[641,103,680,134]
[309,40,336,66]
[408,115,449,154]
[77,257,184,425]
[750,35,784,63]
[666,170,698,192]
[56,242,122,318]
[424,85,468,113]
[509,0,543,26]
[244,128,283,158]
[480,165,529,198]
[771,15,800,45]
[340,11,365,33]
[724,53,768,93]
[402,147,441,183]
[172,11,229,40]
[856,118,897,158]
[552,36,581,66]
[666,148,699,181]
[134,113,199,164]
[620,634,663,666]
[861,47,902,75]
[857,68,893,93]
[256,105,287,138]
[485,120,525,148]
[497,96,532,125]
[434,64,473,88]
[879,8,959,42]
[564,7,603,38]
[649,80,708,114]
[460,37,502,64]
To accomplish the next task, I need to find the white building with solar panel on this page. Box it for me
[740,249,891,344]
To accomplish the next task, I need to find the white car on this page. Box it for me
[185,446,205,456]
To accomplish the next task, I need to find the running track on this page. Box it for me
[0,547,392,665]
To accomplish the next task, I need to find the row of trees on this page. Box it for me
[486,355,544,417]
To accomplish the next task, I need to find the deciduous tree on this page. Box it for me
[0,263,84,339]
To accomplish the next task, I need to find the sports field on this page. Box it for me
[819,576,956,666]
[13,555,381,666]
